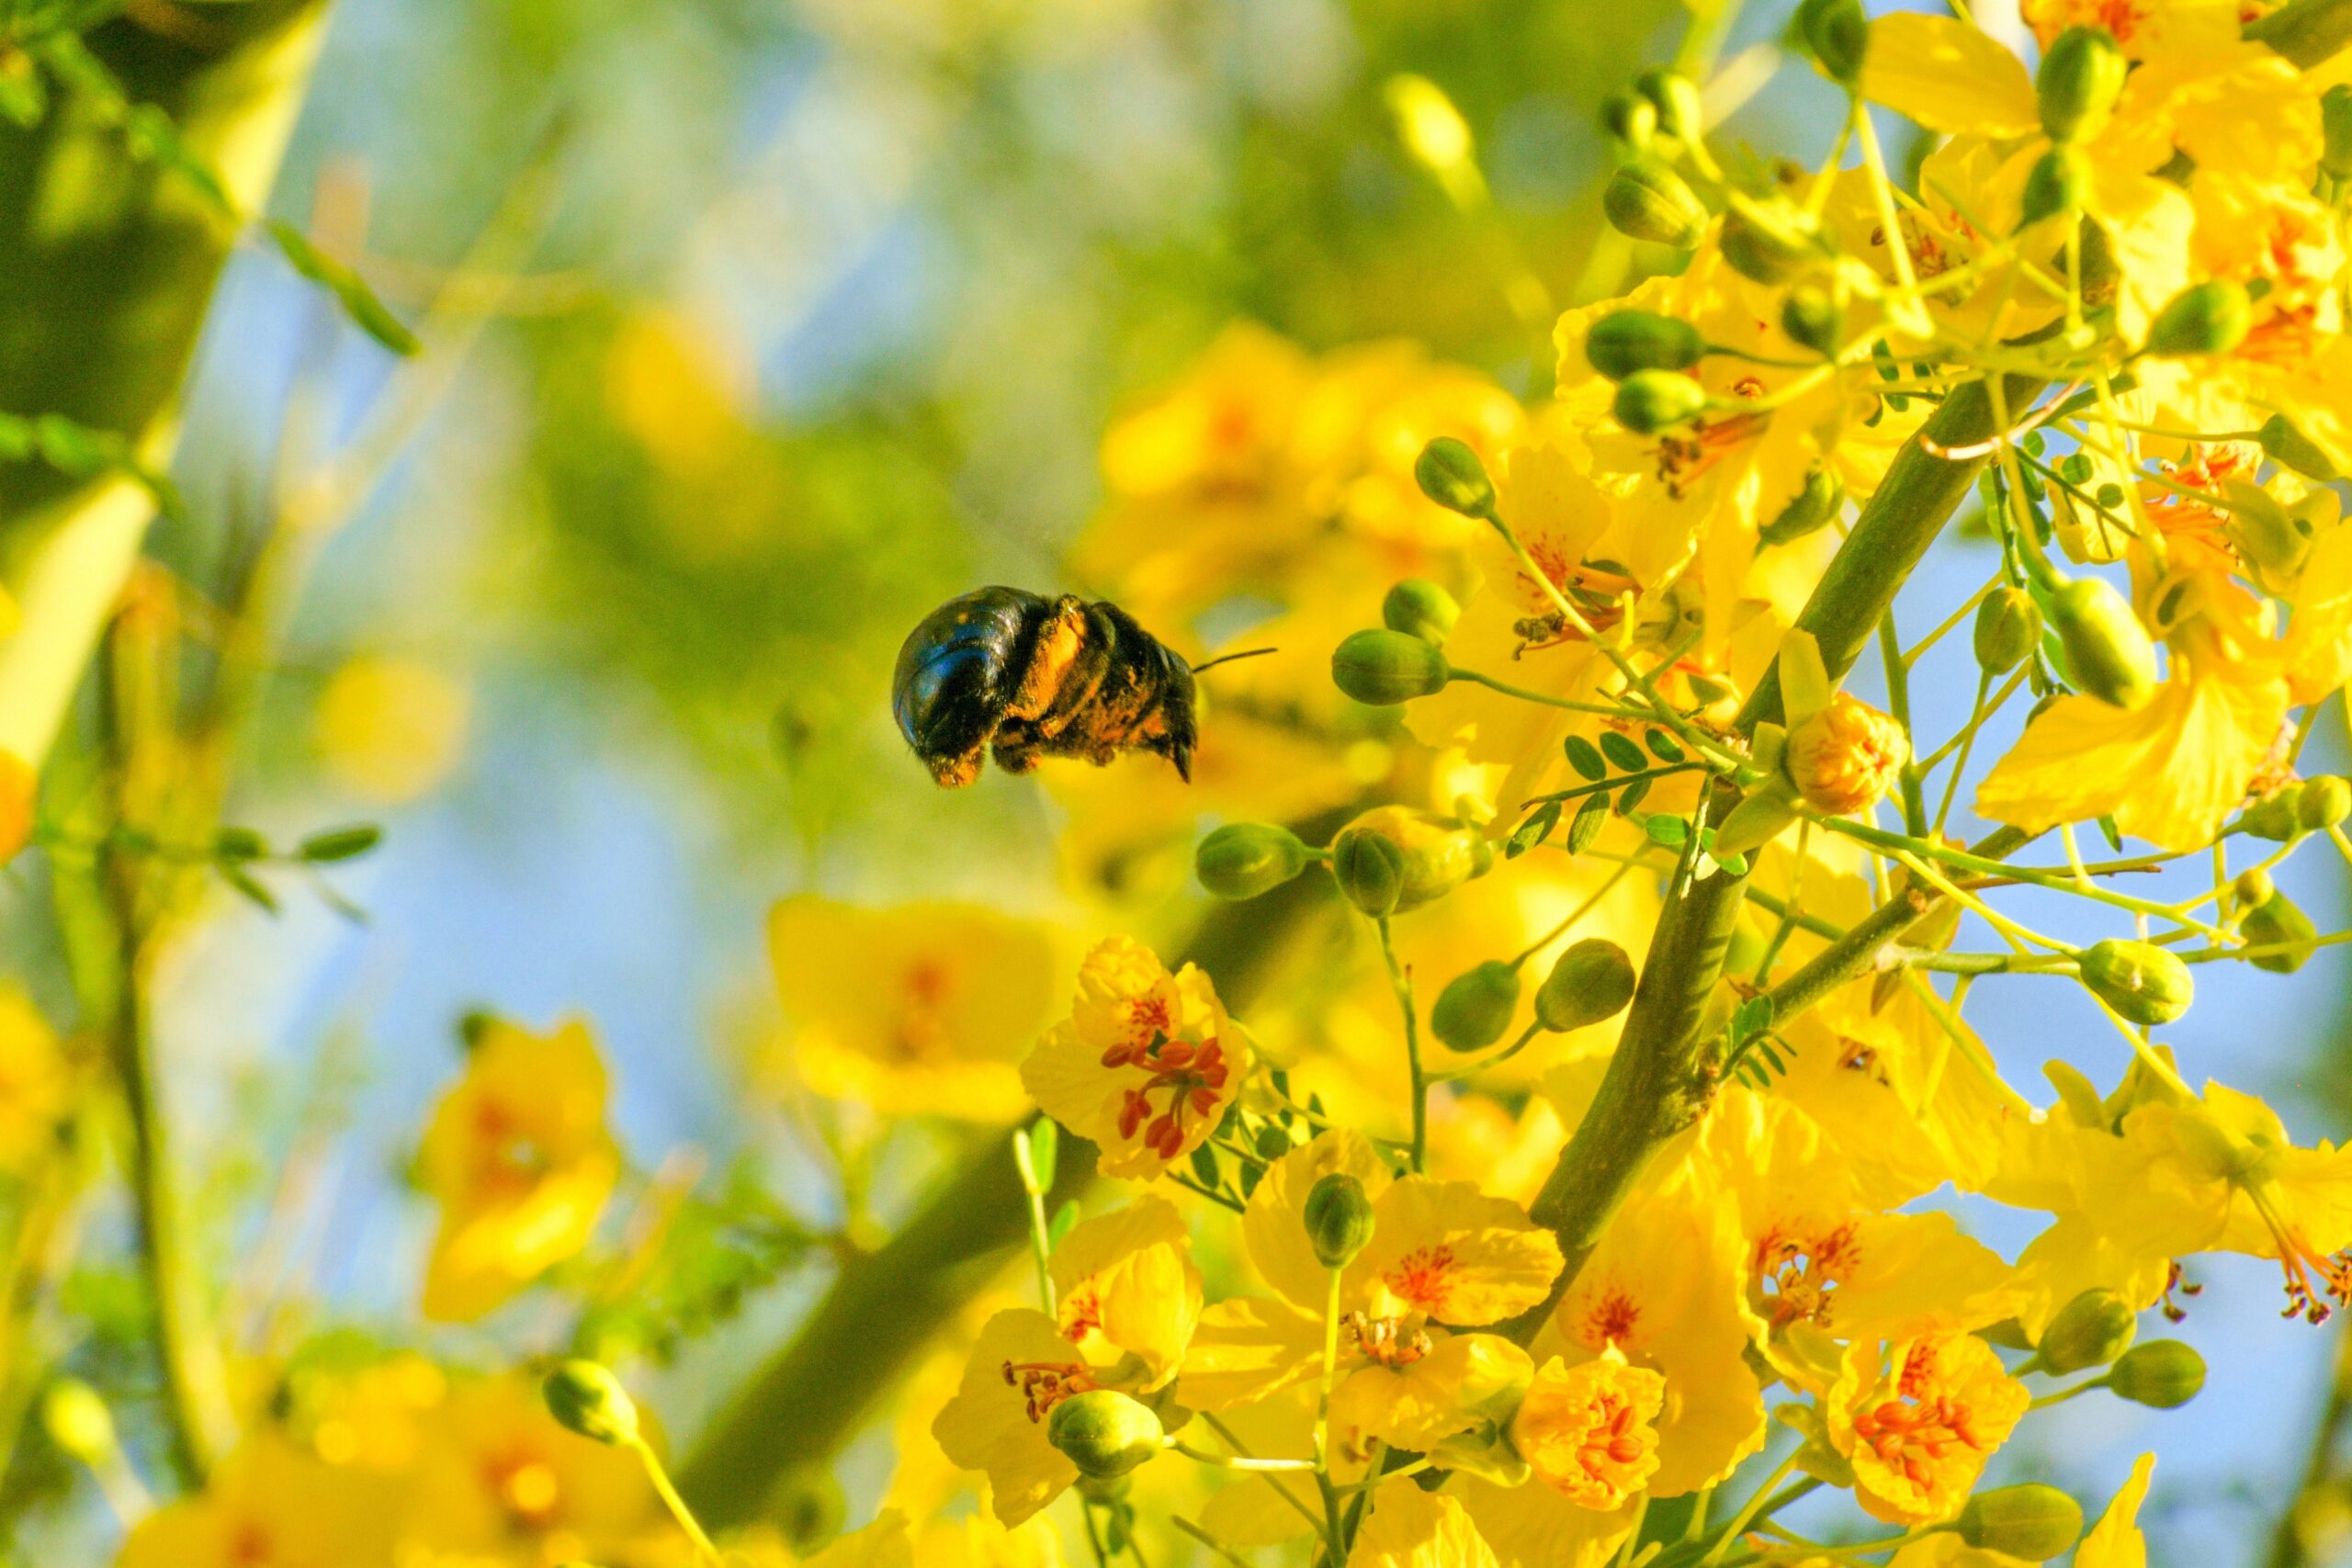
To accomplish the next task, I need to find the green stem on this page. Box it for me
[1375,917,1428,1173]
[631,1437,720,1564]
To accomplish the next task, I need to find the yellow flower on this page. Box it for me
[1021,937,1245,1179]
[314,654,470,804]
[803,1511,918,1568]
[2077,1454,2155,1568]
[1510,1353,1665,1509]
[768,896,1062,1121]
[1347,1175,1566,1325]
[907,1513,1066,1568]
[0,987,67,1176]
[1346,1479,1500,1567]
[417,1016,619,1322]
[1786,693,1907,816]
[117,1435,404,1568]
[1826,1332,2030,1527]
[404,1372,667,1563]
[1050,1196,1203,1389]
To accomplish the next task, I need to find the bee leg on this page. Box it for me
[990,737,1040,774]
[1003,598,1091,723]
[926,746,986,788]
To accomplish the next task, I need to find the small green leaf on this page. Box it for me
[1600,731,1647,773]
[213,826,268,862]
[297,824,382,863]
[266,220,422,356]
[1732,994,1774,1045]
[1564,736,1607,781]
[1616,776,1653,815]
[222,865,279,914]
[1507,801,1561,859]
[1644,728,1685,762]
[1190,1143,1220,1188]
[1568,795,1609,853]
[1645,814,1688,847]
[1047,1200,1081,1248]
[1028,1119,1059,1191]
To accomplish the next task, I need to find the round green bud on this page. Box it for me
[1415,435,1496,517]
[2299,774,2352,829]
[2240,786,2305,841]
[2077,938,2194,1026]
[1584,310,1706,380]
[2105,1339,2206,1408]
[2037,26,2128,144]
[1432,960,1523,1052]
[1634,67,1702,142]
[1332,628,1452,705]
[2048,576,2159,711]
[2018,146,2091,229]
[2145,279,2252,358]
[1957,1485,2084,1562]
[1331,806,1491,915]
[1600,92,1657,149]
[40,1381,116,1466]
[1973,586,2041,676]
[543,1359,640,1447]
[1195,822,1312,901]
[1612,369,1709,436]
[1720,202,1821,285]
[2036,1288,2137,1373]
[2258,412,2341,480]
[1046,1390,1164,1480]
[1758,467,1845,546]
[1780,282,1842,356]
[1535,938,1638,1032]
[2324,84,2352,181]
[1383,578,1461,644]
[1330,823,1408,917]
[2243,888,2319,975]
[1603,162,1709,249]
[2234,867,2277,906]
[1795,0,1870,83]
[1303,1172,1378,1268]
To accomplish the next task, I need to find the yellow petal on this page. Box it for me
[1860,15,2039,138]
[2077,1454,2155,1568]
[1351,1177,1563,1325]
[932,1310,1081,1528]
[1346,1478,1500,1568]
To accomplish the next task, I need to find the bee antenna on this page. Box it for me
[1189,647,1278,675]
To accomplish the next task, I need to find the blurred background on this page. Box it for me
[2,0,2347,1562]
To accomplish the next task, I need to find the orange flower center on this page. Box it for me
[1346,1312,1432,1369]
[1102,1030,1229,1159]
[1002,1359,1101,1422]
[1758,1221,1860,1329]
[1383,1246,1460,1316]
[1653,412,1766,500]
[2248,1187,2352,1325]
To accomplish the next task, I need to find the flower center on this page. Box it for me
[1346,1312,1432,1369]
[2247,1186,2352,1324]
[1652,411,1765,500]
[1102,1031,1228,1158]
[1382,1246,1459,1316]
[1851,1389,1986,1492]
[1757,1222,1859,1329]
[1002,1359,1100,1422]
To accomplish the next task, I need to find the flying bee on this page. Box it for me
[893,587,1261,788]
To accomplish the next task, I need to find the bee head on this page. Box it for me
[891,588,1043,787]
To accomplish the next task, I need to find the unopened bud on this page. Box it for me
[1415,435,1497,516]
[2037,1289,2137,1372]
[1330,823,1408,917]
[2018,146,2090,228]
[1535,938,1637,1032]
[1384,579,1461,644]
[2224,479,2312,577]
[2145,280,2251,358]
[1634,68,1702,142]
[1603,163,1709,249]
[1958,1485,2084,1562]
[2106,1339,2206,1407]
[2077,939,2194,1026]
[2239,785,2305,841]
[1195,823,1312,901]
[41,1381,116,1466]
[1973,586,2041,675]
[543,1359,640,1446]
[1781,282,1842,356]
[2235,868,2277,906]
[2243,887,2319,974]
[1795,0,1870,82]
[2038,26,2128,143]
[1600,93,1657,149]
[1432,960,1523,1051]
[1721,202,1822,285]
[2258,412,2340,480]
[2048,576,2159,710]
[1330,806,1489,915]
[1046,1391,1164,1480]
[1332,629,1451,705]
[2299,774,2351,829]
[1785,692,1907,816]
[1584,310,1706,380]
[1613,370,1709,435]
[1303,1173,1377,1267]
[1758,468,1845,546]
[2324,84,2352,181]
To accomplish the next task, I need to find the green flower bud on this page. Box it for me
[2145,279,2252,358]
[1973,586,2041,675]
[1331,806,1489,915]
[1415,435,1497,517]
[2258,412,2341,480]
[1634,67,1703,142]
[1584,310,1706,380]
[1957,1485,2084,1562]
[1613,369,1709,435]
[1603,162,1709,249]
[1795,0,1870,83]
[1721,202,1822,285]
[2324,84,2352,181]
[2243,887,2319,974]
[2037,26,2128,144]
[1600,93,1657,149]
[543,1359,640,1447]
[1303,1172,1378,1267]
[1758,467,1845,546]
[1781,282,1842,356]
[1432,960,1522,1051]
[1330,823,1408,917]
[1384,578,1461,644]
[2048,576,2159,710]
[2239,784,2305,841]
[2018,146,2090,228]
[2077,938,2194,1026]
[1332,628,1452,705]
[1046,1390,1164,1480]
[2300,774,2352,829]
[2223,479,2312,578]
[40,1381,116,1466]
[2036,1289,2137,1373]
[1195,822,1312,900]
[1713,774,1802,856]
[1535,938,1637,1032]
[2234,867,2277,906]
[2105,1339,2206,1407]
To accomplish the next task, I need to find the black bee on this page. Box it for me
[892,587,1201,788]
